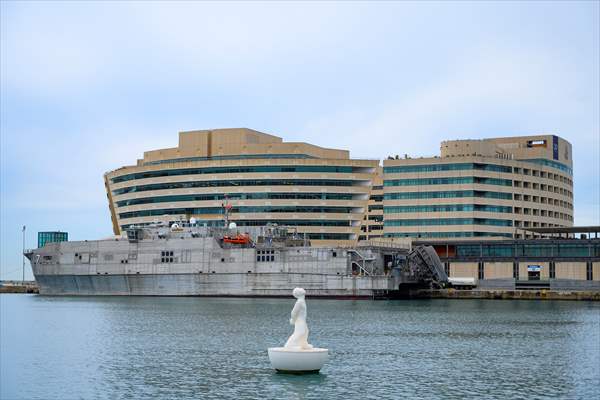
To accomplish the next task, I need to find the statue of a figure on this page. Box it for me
[268,287,328,372]
[284,287,314,350]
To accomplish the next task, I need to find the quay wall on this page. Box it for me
[416,289,600,301]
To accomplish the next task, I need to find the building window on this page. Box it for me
[587,262,593,281]
[513,262,519,279]
[444,262,450,276]
[549,262,556,279]
[160,250,174,263]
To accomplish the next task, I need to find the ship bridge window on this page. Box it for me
[161,251,174,263]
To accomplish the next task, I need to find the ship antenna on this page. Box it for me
[223,194,230,228]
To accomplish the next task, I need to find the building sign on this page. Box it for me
[527,265,542,272]
[552,135,559,160]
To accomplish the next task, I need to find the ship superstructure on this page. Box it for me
[26,222,414,297]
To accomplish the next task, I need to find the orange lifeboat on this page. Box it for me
[223,233,251,245]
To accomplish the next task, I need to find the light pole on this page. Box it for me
[22,225,26,283]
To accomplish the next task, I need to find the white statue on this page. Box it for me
[267,287,328,373]
[284,287,313,350]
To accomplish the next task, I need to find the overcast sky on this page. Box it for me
[1,1,599,279]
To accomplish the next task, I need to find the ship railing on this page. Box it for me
[357,239,411,250]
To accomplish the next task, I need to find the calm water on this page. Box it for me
[1,295,599,400]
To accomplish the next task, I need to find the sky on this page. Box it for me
[1,1,599,280]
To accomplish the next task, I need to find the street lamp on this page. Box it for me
[22,225,26,283]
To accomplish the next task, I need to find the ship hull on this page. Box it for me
[34,272,390,298]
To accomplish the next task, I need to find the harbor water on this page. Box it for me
[1,295,599,399]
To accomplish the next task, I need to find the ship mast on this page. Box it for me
[222,194,232,228]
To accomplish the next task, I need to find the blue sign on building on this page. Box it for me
[552,135,559,160]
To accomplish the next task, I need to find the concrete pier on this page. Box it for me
[381,288,600,301]
[0,281,39,294]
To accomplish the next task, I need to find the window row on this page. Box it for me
[111,165,366,183]
[384,218,513,227]
[513,194,573,209]
[383,163,512,174]
[514,215,574,228]
[513,181,572,198]
[116,192,358,207]
[383,190,513,200]
[513,208,573,220]
[386,231,513,238]
[382,160,572,179]
[383,176,512,187]
[383,204,512,214]
[119,206,360,219]
[454,243,598,258]
[518,159,573,176]
[113,179,359,195]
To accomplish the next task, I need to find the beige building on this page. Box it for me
[360,167,384,240]
[105,131,574,246]
[104,128,378,247]
[383,135,574,240]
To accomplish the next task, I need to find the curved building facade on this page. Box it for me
[104,128,378,247]
[382,135,574,240]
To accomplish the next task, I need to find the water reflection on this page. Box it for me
[270,371,327,400]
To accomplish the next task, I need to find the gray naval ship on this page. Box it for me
[25,221,448,297]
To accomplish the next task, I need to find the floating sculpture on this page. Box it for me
[268,288,329,373]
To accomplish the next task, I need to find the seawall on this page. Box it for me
[397,288,600,301]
